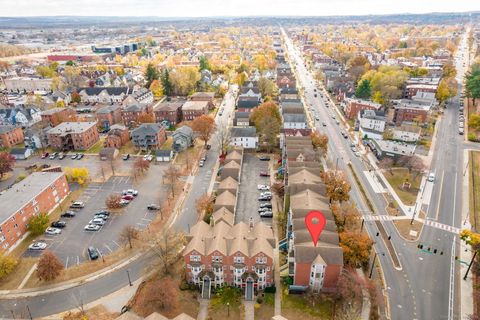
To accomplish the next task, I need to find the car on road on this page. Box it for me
[351,146,357,152]
[29,242,47,250]
[70,201,85,209]
[199,160,204,167]
[258,207,271,212]
[58,152,66,160]
[49,152,58,159]
[123,189,138,196]
[257,184,270,191]
[87,247,99,260]
[322,122,327,126]
[315,116,320,121]
[122,154,130,161]
[122,194,134,201]
[428,173,435,182]
[84,224,101,231]
[314,94,317,97]
[61,211,76,218]
[259,171,270,177]
[354,152,360,157]
[459,128,465,135]
[259,202,272,209]
[51,220,67,228]
[96,210,110,216]
[45,227,62,235]
[147,204,161,210]
[260,191,272,197]
[260,211,273,218]
[89,218,106,225]
[259,156,270,161]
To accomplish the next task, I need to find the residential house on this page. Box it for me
[233,112,251,127]
[220,159,241,182]
[0,172,69,251]
[96,105,123,129]
[10,147,33,160]
[190,92,215,109]
[0,125,24,148]
[153,102,183,126]
[369,139,416,159]
[283,114,307,129]
[358,109,387,140]
[4,77,53,93]
[0,106,41,127]
[41,108,77,127]
[392,125,421,142]
[131,123,167,150]
[105,124,130,148]
[230,127,258,149]
[213,190,237,213]
[122,104,153,127]
[122,87,154,105]
[47,122,99,150]
[173,126,194,152]
[182,101,209,121]
[343,98,382,119]
[77,87,130,104]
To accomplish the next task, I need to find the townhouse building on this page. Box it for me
[121,104,153,127]
[4,77,53,93]
[0,171,70,250]
[77,87,130,104]
[343,98,382,119]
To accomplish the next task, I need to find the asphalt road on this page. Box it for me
[282,27,470,320]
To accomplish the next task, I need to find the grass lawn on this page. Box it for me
[161,137,173,150]
[86,137,105,154]
[209,286,244,320]
[393,219,423,241]
[281,287,333,319]
[470,151,480,230]
[384,168,422,205]
[254,292,275,320]
[118,141,138,155]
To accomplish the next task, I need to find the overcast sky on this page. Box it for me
[1,0,479,17]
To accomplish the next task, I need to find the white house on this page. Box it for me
[230,126,258,149]
[392,125,421,142]
[78,87,130,104]
[283,113,307,129]
[358,109,386,133]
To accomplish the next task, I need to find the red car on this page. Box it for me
[122,194,134,201]
[260,171,270,177]
[41,152,49,159]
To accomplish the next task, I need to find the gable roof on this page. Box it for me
[78,87,129,96]
[131,123,164,136]
[231,126,257,138]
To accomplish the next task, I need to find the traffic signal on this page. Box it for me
[418,244,423,249]
[427,247,431,251]
[433,249,437,254]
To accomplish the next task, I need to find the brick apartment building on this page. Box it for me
[121,104,153,127]
[0,125,24,148]
[105,124,130,148]
[189,92,215,109]
[41,108,77,127]
[405,84,438,99]
[181,101,209,121]
[0,171,70,250]
[392,101,430,124]
[96,105,122,129]
[153,101,183,126]
[47,122,99,150]
[343,98,383,119]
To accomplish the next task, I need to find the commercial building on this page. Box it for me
[0,171,69,250]
[47,122,99,150]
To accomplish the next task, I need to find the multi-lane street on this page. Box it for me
[282,27,470,320]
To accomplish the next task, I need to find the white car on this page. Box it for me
[143,154,153,161]
[257,184,270,191]
[89,218,105,226]
[45,227,62,235]
[84,224,101,231]
[122,189,138,196]
[120,199,130,206]
[29,242,47,250]
[260,191,272,197]
[428,173,435,182]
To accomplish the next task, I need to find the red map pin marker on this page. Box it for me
[305,211,326,247]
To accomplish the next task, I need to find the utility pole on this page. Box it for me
[369,252,378,279]
[464,251,478,280]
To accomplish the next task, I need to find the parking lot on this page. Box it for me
[25,163,168,267]
[235,153,272,225]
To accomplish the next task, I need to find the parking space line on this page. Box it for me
[104,244,113,253]
[76,256,79,265]
[112,240,120,248]
[141,218,152,222]
[65,256,69,269]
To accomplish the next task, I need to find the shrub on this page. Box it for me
[0,255,17,280]
[28,213,49,236]
[264,286,276,293]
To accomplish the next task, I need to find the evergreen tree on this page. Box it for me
[144,63,160,88]
[355,79,372,99]
[199,56,211,71]
[161,69,173,96]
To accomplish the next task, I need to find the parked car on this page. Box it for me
[76,154,84,160]
[259,156,271,161]
[70,201,85,209]
[260,191,272,197]
[259,202,273,209]
[322,122,327,126]
[258,207,271,212]
[147,204,161,210]
[143,154,153,162]
[87,247,99,260]
[259,171,270,177]
[260,211,273,218]
[96,210,110,216]
[122,189,138,196]
[257,184,270,191]
[61,211,76,218]
[122,194,134,201]
[459,128,465,135]
[123,154,130,161]
[84,224,101,231]
[29,242,47,250]
[93,214,109,221]
[89,218,105,226]
[41,152,49,159]
[71,154,77,160]
[49,152,58,159]
[120,199,130,206]
[428,172,435,182]
[258,196,272,201]
[45,227,62,235]
[51,220,67,228]
[58,152,65,160]
[199,160,204,167]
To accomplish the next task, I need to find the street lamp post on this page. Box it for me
[26,305,32,320]
[126,270,132,286]
[226,302,230,317]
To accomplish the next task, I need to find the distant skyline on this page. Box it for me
[1,0,480,17]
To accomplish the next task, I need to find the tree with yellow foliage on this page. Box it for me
[149,80,164,99]
[436,77,458,104]
[64,167,89,185]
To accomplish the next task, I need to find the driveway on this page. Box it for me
[235,153,272,225]
[24,163,168,267]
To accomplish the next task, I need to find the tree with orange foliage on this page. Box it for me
[195,193,214,220]
[191,115,216,145]
[310,131,329,156]
[105,194,123,209]
[339,231,373,268]
[133,276,179,316]
[331,202,361,231]
[134,158,150,174]
[36,251,64,281]
[138,112,156,124]
[321,171,351,203]
[250,101,282,152]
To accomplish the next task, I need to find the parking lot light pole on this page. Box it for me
[26,305,32,320]
[126,270,132,286]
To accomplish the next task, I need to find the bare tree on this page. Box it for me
[119,225,140,249]
[378,158,394,175]
[105,193,123,209]
[216,120,231,156]
[151,229,185,275]
[163,165,181,197]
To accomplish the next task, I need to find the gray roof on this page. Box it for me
[153,102,184,112]
[174,125,193,137]
[10,148,28,154]
[0,172,65,223]
[155,149,173,156]
[283,113,306,123]
[231,126,257,138]
[96,105,121,114]
[78,87,129,96]
[131,123,164,136]
[0,125,19,134]
[123,104,147,112]
[47,122,97,135]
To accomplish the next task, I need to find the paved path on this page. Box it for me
[243,300,254,320]
[197,299,209,320]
